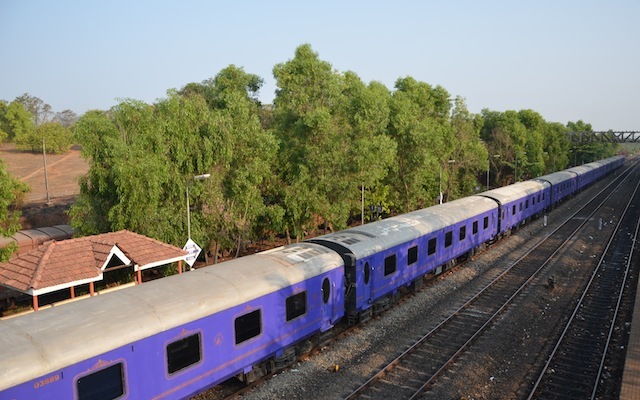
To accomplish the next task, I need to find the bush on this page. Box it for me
[14,122,73,154]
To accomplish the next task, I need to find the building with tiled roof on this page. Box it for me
[0,230,188,311]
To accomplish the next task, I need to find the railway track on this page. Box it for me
[526,167,640,399]
[343,164,637,400]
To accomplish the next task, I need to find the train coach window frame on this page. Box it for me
[473,221,478,235]
[512,205,516,215]
[286,291,307,321]
[235,309,262,345]
[483,216,489,230]
[76,362,125,400]
[384,254,397,276]
[167,333,202,375]
[428,238,437,256]
[459,226,466,241]
[445,231,453,248]
[408,246,418,266]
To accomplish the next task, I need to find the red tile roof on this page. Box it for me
[0,230,188,295]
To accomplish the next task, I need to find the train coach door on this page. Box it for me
[321,277,333,331]
[362,260,372,305]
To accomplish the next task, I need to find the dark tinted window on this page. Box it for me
[77,363,124,400]
[526,199,529,209]
[286,292,307,321]
[384,254,397,276]
[459,226,466,241]
[445,231,453,248]
[512,205,516,215]
[473,221,478,234]
[235,309,261,344]
[364,262,370,284]
[428,238,437,255]
[322,278,330,303]
[483,216,489,229]
[408,246,418,265]
[167,333,201,374]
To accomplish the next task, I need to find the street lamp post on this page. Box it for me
[186,174,211,240]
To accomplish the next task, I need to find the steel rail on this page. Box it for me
[526,163,640,400]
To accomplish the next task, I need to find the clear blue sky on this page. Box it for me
[1,0,638,131]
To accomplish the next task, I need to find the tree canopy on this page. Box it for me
[61,44,619,260]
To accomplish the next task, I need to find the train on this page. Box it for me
[0,155,625,400]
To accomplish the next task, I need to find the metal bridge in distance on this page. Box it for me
[568,131,640,143]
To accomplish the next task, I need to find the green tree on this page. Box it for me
[481,109,528,183]
[0,159,29,261]
[71,66,277,259]
[542,122,571,172]
[449,97,488,194]
[272,44,350,239]
[192,66,278,257]
[0,100,34,142]
[14,121,73,153]
[342,74,396,220]
[387,76,454,212]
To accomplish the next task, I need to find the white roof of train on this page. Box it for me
[475,180,549,205]
[312,195,498,259]
[533,170,577,185]
[0,242,343,391]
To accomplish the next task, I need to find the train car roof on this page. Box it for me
[565,163,595,176]
[309,195,498,259]
[532,170,577,185]
[475,180,549,205]
[0,242,343,391]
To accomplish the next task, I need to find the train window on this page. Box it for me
[444,231,453,248]
[428,238,437,255]
[77,362,124,400]
[408,246,418,266]
[512,205,516,215]
[167,333,201,374]
[519,202,523,212]
[532,197,535,206]
[526,199,529,209]
[483,216,489,230]
[538,194,541,202]
[473,221,478,235]
[364,262,371,284]
[322,278,331,303]
[286,291,307,321]
[459,226,466,241]
[542,193,545,201]
[384,254,397,276]
[235,309,262,345]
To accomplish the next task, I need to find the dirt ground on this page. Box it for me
[0,142,88,228]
